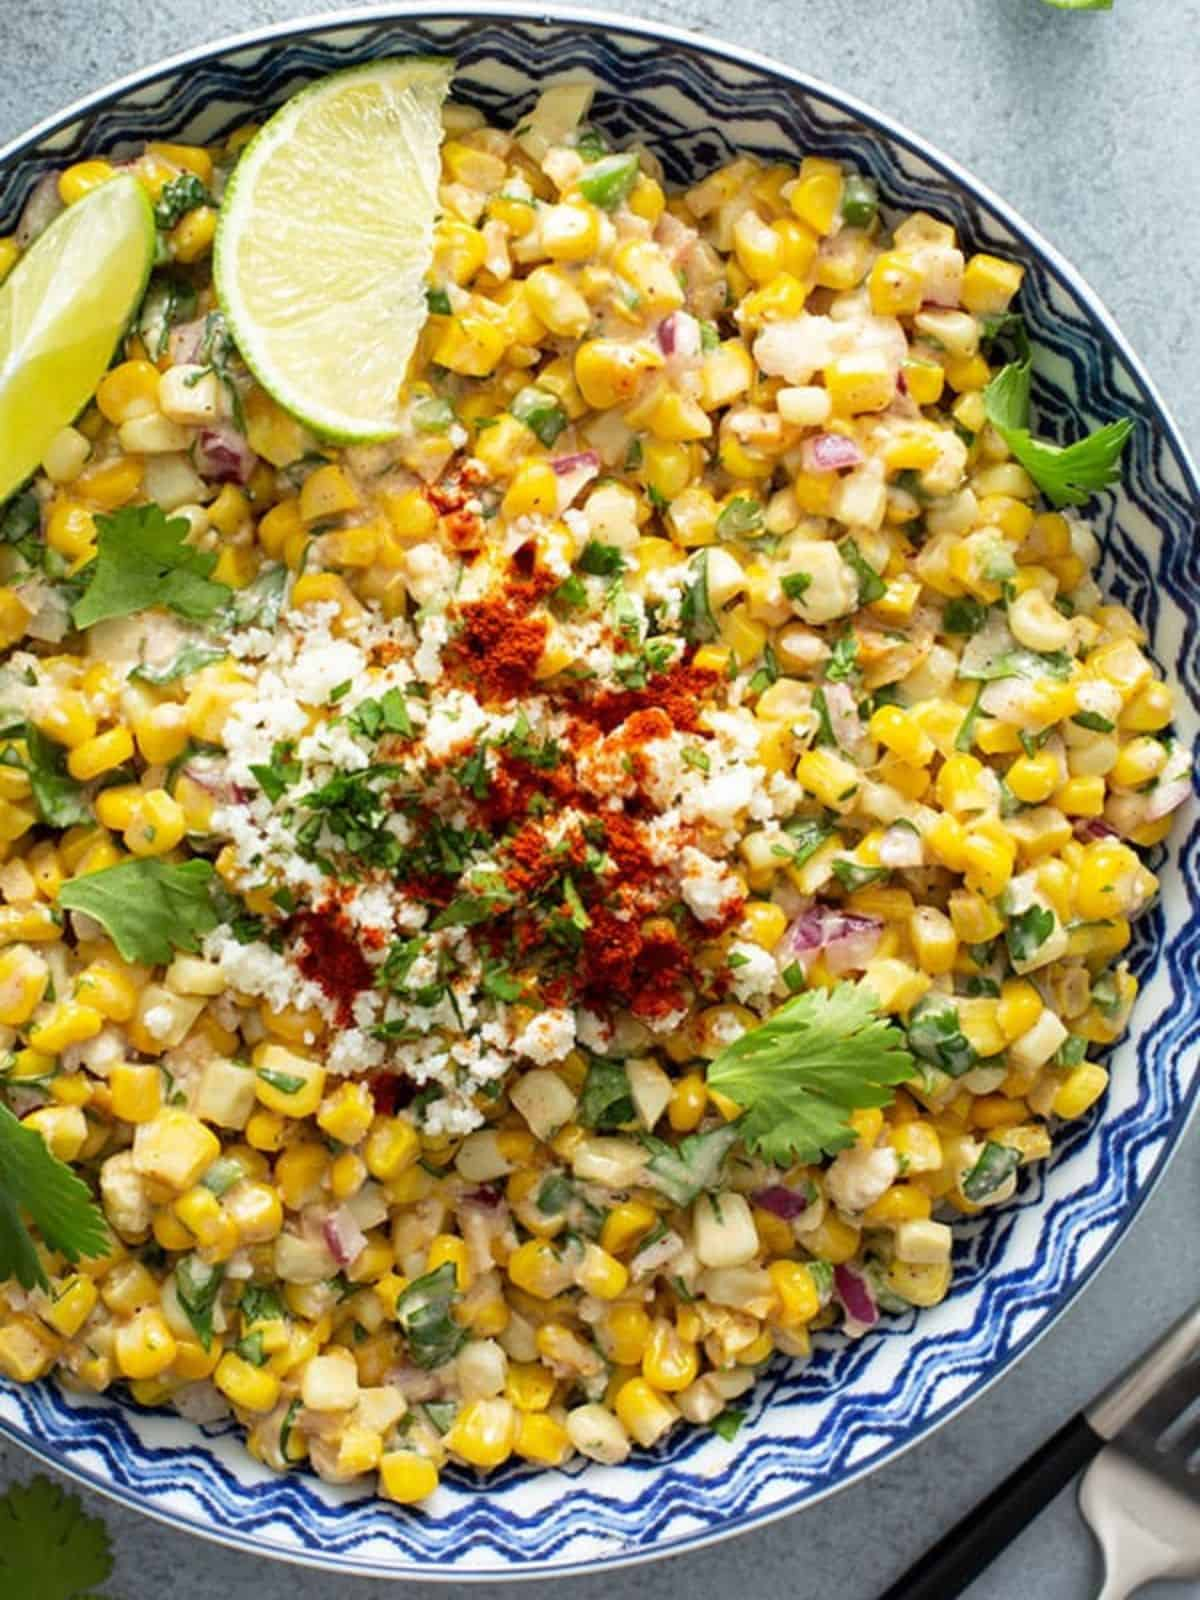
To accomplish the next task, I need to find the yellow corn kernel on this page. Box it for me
[869,705,935,765]
[502,460,559,520]
[0,1317,59,1381]
[1055,775,1105,817]
[172,1339,222,1382]
[124,789,186,857]
[28,1001,105,1056]
[699,340,754,410]
[888,1119,943,1174]
[740,900,788,951]
[22,1103,87,1162]
[868,250,924,317]
[901,358,945,406]
[1119,680,1172,732]
[948,890,1005,943]
[514,1411,571,1467]
[574,338,662,411]
[961,253,1025,315]
[864,1183,933,1225]
[824,350,894,416]
[794,747,861,811]
[613,239,686,313]
[93,785,140,831]
[379,1451,439,1504]
[0,238,19,284]
[1076,839,1142,920]
[958,997,1007,1058]
[767,1260,821,1327]
[0,945,49,1025]
[168,205,217,263]
[79,456,143,509]
[425,1233,471,1291]
[997,979,1043,1043]
[433,216,488,282]
[1052,1062,1109,1119]
[1006,752,1059,805]
[40,1273,99,1338]
[316,1081,375,1147]
[114,1308,178,1380]
[577,1243,630,1300]
[274,1142,329,1209]
[299,463,360,523]
[109,1063,163,1124]
[942,352,991,393]
[599,1200,657,1258]
[908,907,957,975]
[507,1238,569,1300]
[615,1376,680,1447]
[59,159,115,205]
[962,825,1015,899]
[802,1213,860,1265]
[1109,736,1167,790]
[33,692,96,750]
[446,1397,518,1469]
[252,1043,324,1118]
[664,1072,706,1134]
[364,1115,420,1180]
[0,587,31,650]
[886,1258,952,1308]
[66,727,135,782]
[789,156,843,234]
[132,1109,221,1190]
[432,312,507,377]
[289,571,365,629]
[96,359,161,425]
[214,1350,281,1413]
[523,265,592,338]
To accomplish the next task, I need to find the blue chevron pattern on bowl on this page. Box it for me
[1,5,1197,1580]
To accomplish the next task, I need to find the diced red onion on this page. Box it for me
[552,450,600,512]
[657,310,702,363]
[196,425,257,486]
[1073,818,1117,842]
[834,1263,879,1330]
[16,174,63,248]
[1145,777,1192,822]
[753,1185,809,1220]
[464,1183,504,1209]
[786,906,883,975]
[878,823,924,868]
[801,433,863,474]
[168,319,209,367]
[322,1207,367,1269]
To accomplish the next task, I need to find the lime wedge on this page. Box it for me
[214,58,452,442]
[0,174,155,502]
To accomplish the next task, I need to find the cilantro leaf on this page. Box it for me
[0,1474,116,1598]
[0,1105,109,1290]
[175,1255,225,1350]
[577,1058,634,1130]
[680,551,718,643]
[129,641,227,685]
[395,1261,468,1369]
[1042,0,1111,8]
[154,172,211,230]
[19,725,92,827]
[706,983,914,1167]
[983,360,1132,508]
[58,858,218,964]
[72,504,232,629]
[840,539,886,604]
[711,1407,747,1441]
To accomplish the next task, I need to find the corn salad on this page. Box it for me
[0,83,1189,1503]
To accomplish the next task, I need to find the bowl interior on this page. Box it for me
[1,6,1198,1580]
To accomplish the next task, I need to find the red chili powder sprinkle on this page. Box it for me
[581,661,719,734]
[581,907,691,1018]
[293,909,374,1027]
[448,599,548,701]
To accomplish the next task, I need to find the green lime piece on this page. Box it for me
[0,174,155,502]
[214,57,453,443]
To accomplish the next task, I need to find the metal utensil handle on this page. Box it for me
[877,1412,1104,1600]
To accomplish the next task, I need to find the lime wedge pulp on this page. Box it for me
[214,57,453,442]
[0,174,155,502]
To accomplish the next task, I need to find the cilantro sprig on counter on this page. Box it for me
[983,358,1132,507]
[0,1474,119,1598]
[706,983,914,1166]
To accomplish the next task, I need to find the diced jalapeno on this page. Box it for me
[411,396,455,433]
[510,384,568,446]
[841,175,878,228]
[577,152,640,210]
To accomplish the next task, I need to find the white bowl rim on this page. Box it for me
[2,2,1199,1581]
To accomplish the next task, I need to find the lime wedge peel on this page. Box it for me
[0,173,155,502]
[214,57,453,443]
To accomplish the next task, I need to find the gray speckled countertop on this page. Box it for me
[2,1,1199,1595]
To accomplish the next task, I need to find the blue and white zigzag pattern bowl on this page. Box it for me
[1,4,1198,1579]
